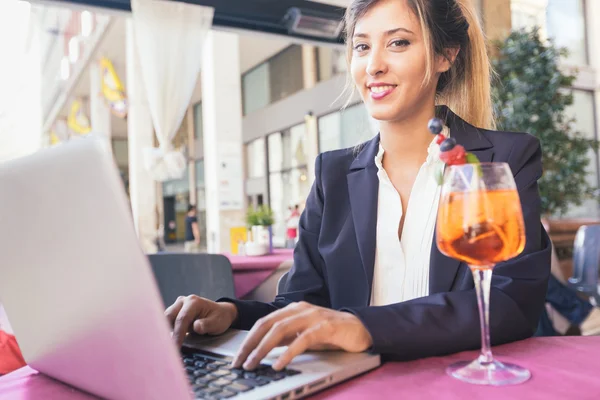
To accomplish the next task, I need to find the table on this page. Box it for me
[224,249,294,298]
[2,336,599,399]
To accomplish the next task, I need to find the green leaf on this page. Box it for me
[492,26,599,216]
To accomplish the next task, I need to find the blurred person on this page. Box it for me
[165,0,550,370]
[184,205,200,253]
[285,205,301,248]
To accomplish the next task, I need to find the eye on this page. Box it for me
[390,39,410,48]
[353,43,369,53]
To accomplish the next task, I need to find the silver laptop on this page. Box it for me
[0,137,380,400]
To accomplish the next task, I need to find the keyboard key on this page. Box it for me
[195,376,215,385]
[285,369,301,376]
[197,386,221,395]
[224,372,242,381]
[227,383,252,393]
[272,372,287,381]
[185,366,196,374]
[193,370,206,378]
[194,361,207,368]
[206,363,220,370]
[184,358,195,366]
[209,369,231,378]
[192,384,207,392]
[209,378,232,387]
[234,378,262,388]
[255,378,272,386]
[243,371,257,379]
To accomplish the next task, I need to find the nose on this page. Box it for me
[366,47,388,77]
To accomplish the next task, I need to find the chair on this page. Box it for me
[568,225,600,304]
[148,253,235,308]
[277,270,289,296]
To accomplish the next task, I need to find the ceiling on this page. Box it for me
[58,14,298,136]
[49,0,350,134]
[35,0,348,44]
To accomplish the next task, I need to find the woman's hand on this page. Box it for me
[232,301,373,371]
[165,295,238,347]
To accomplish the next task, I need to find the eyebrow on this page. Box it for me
[353,27,414,39]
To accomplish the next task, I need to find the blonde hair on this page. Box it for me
[343,0,495,129]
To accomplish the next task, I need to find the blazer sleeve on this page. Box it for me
[341,134,551,360]
[219,154,331,330]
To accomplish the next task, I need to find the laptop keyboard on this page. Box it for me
[182,348,302,400]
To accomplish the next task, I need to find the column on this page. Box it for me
[126,18,157,253]
[89,60,112,149]
[302,45,319,187]
[481,0,513,42]
[201,31,245,253]
[187,107,197,206]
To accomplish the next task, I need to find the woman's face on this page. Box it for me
[350,0,451,122]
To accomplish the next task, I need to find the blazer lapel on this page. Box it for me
[429,107,495,294]
[347,136,380,300]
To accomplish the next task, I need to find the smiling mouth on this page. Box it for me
[368,85,397,100]
[369,85,396,93]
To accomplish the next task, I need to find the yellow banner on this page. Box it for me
[100,57,128,118]
[67,99,91,135]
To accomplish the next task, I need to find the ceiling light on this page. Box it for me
[68,37,79,63]
[283,7,344,40]
[60,57,70,80]
[81,11,93,37]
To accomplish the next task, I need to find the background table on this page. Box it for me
[1,336,599,399]
[224,249,293,298]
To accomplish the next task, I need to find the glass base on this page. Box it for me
[446,358,531,386]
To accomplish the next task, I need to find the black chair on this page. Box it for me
[568,225,600,304]
[148,253,235,308]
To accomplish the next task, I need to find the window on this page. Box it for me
[245,138,266,179]
[269,45,304,104]
[563,90,599,218]
[511,0,588,65]
[317,47,347,82]
[242,63,270,115]
[546,0,587,65]
[318,103,377,153]
[267,123,310,247]
[242,46,304,115]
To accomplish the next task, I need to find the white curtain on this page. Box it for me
[0,1,42,163]
[130,0,214,181]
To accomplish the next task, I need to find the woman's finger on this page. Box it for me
[232,302,312,368]
[242,309,316,370]
[272,323,329,370]
[164,296,184,326]
[172,299,201,348]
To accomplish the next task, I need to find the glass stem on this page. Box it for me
[471,266,494,364]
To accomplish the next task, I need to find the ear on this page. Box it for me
[435,47,460,74]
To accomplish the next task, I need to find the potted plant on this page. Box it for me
[492,27,599,217]
[246,205,275,255]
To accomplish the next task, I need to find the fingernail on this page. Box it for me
[272,361,282,371]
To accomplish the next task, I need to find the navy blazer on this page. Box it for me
[225,106,551,361]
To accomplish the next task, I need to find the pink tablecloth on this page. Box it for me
[224,249,294,298]
[1,336,599,399]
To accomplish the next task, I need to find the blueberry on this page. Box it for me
[440,137,457,152]
[428,118,444,135]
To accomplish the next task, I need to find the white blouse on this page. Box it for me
[370,132,446,306]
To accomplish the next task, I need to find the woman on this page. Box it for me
[166,0,551,371]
